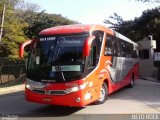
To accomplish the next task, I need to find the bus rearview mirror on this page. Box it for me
[83,36,95,57]
[19,40,33,59]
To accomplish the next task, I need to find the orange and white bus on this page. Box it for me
[20,24,139,107]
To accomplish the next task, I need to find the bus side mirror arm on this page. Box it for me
[83,36,95,57]
[19,40,33,59]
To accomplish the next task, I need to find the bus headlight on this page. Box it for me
[26,84,34,90]
[25,78,45,91]
[26,79,35,90]
[66,86,79,93]
[66,82,88,93]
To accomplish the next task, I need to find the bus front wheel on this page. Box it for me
[95,82,108,104]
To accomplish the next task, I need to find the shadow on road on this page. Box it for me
[28,105,83,117]
[0,91,84,117]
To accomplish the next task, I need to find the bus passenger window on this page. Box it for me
[112,40,118,56]
[125,43,130,57]
[128,44,133,58]
[120,41,126,57]
[116,38,121,57]
[85,46,97,71]
[105,36,113,56]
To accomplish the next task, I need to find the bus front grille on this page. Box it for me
[32,89,68,95]
[50,90,68,95]
[32,89,45,94]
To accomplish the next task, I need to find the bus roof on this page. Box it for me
[39,24,92,35]
[39,24,113,36]
[39,24,137,46]
[114,31,138,46]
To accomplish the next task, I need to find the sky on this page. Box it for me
[24,0,159,26]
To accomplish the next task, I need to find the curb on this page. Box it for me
[141,77,160,83]
[0,84,25,95]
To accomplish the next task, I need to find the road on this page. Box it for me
[0,79,160,120]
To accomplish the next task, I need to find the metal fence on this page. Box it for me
[0,57,26,85]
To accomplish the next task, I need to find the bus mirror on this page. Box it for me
[19,40,32,59]
[83,36,95,57]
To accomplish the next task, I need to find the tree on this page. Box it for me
[20,11,77,39]
[0,0,28,58]
[0,0,77,57]
[104,7,160,51]
[104,12,124,29]
[15,1,78,39]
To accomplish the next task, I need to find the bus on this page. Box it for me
[19,24,139,107]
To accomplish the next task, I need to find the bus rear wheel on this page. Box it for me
[95,82,108,105]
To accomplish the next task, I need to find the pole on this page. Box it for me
[0,3,5,43]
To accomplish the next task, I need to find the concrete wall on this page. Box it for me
[138,39,156,78]
[139,60,154,77]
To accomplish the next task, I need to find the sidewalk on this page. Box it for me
[141,77,160,83]
[0,84,25,95]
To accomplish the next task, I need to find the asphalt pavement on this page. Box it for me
[0,78,160,120]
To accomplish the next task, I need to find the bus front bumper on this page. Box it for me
[25,87,86,107]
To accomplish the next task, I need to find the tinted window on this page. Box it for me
[105,35,120,57]
[120,41,127,57]
[105,34,138,58]
[86,31,104,68]
[93,31,103,64]
[105,35,113,56]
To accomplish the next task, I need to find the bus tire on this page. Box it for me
[95,82,108,105]
[128,73,134,88]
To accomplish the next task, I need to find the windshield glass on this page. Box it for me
[27,34,89,83]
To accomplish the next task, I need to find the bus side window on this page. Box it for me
[112,38,120,57]
[125,42,130,58]
[86,31,104,69]
[116,38,121,57]
[120,41,127,57]
[128,44,133,58]
[105,35,113,56]
[86,46,93,68]
[92,31,103,64]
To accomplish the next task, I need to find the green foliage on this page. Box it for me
[104,7,160,51]
[20,10,77,38]
[104,12,124,29]
[0,0,77,58]
[0,0,28,58]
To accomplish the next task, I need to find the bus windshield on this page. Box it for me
[27,34,89,83]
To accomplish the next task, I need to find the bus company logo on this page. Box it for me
[57,37,65,45]
[57,37,82,45]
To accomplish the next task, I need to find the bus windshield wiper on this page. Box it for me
[56,48,66,82]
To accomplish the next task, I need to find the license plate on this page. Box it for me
[43,98,52,102]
